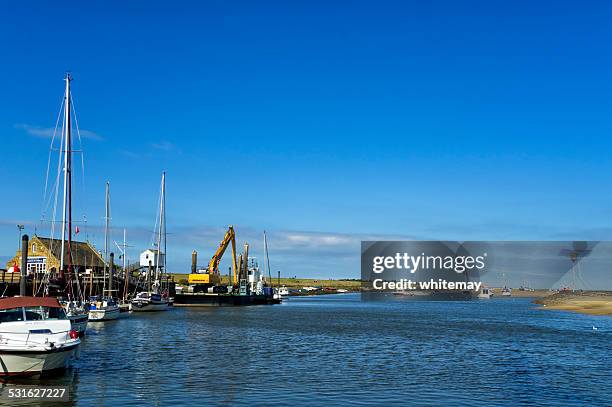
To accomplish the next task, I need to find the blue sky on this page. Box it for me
[1,1,612,283]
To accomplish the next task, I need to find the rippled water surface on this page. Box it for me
[1,294,611,406]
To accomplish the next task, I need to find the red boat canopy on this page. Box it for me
[0,296,62,310]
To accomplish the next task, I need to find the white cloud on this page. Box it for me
[15,124,104,141]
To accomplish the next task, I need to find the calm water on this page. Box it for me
[1,294,611,406]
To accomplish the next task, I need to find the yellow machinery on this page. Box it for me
[188,226,239,285]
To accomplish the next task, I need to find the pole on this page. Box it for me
[264,231,272,285]
[20,234,29,296]
[17,225,24,252]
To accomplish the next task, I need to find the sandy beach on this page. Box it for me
[534,291,612,316]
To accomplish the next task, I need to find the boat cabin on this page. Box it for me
[0,297,67,323]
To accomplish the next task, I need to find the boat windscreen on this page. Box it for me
[0,308,25,323]
[24,306,67,321]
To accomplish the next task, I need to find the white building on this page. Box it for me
[140,249,165,268]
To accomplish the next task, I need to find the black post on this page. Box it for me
[191,250,197,274]
[278,270,280,289]
[147,261,152,292]
[20,234,29,296]
[109,252,114,296]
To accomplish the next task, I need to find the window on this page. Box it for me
[23,306,65,321]
[0,308,24,323]
[32,244,37,253]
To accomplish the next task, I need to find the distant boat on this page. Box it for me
[278,285,290,297]
[89,182,123,322]
[501,287,512,297]
[131,172,170,312]
[477,287,493,299]
[0,297,80,376]
[132,292,170,311]
[336,289,349,294]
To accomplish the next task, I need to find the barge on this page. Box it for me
[174,291,280,306]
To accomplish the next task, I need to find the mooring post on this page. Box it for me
[20,234,29,296]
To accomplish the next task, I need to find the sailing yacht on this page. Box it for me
[131,172,170,312]
[47,73,90,335]
[88,181,120,321]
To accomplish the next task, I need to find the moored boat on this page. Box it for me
[88,296,120,321]
[131,172,170,313]
[131,292,169,312]
[63,301,89,337]
[118,301,131,317]
[0,296,80,377]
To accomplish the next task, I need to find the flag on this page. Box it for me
[75,226,80,235]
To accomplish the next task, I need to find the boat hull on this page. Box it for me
[0,343,79,377]
[88,307,120,321]
[130,301,168,312]
[174,293,280,307]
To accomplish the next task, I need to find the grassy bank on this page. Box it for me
[170,274,361,291]
[534,291,612,316]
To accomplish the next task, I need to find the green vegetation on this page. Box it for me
[170,274,361,290]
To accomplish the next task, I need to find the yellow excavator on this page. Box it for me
[188,226,239,285]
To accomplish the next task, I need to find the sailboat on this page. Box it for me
[114,228,133,317]
[45,73,89,335]
[131,172,170,312]
[88,182,120,321]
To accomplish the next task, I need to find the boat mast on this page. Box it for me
[59,73,73,279]
[103,181,110,295]
[123,228,128,300]
[162,172,167,289]
[154,172,165,291]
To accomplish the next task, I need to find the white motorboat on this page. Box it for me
[501,287,512,297]
[279,285,290,297]
[477,287,493,299]
[131,292,169,312]
[274,285,290,300]
[88,296,120,321]
[0,296,80,377]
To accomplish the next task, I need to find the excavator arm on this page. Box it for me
[188,226,239,285]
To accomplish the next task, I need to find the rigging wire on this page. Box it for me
[41,96,65,226]
[70,93,89,241]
